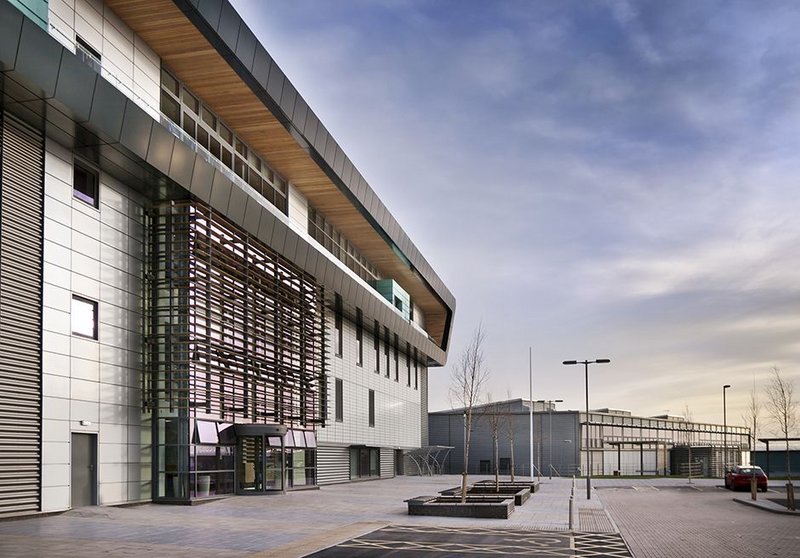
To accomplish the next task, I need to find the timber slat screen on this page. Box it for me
[144,200,327,427]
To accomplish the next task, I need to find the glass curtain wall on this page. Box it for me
[144,201,327,501]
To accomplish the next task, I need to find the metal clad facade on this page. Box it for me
[0,112,44,517]
[316,444,349,485]
[380,447,394,478]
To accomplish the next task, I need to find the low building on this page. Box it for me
[428,399,750,479]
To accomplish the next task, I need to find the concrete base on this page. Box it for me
[406,495,515,519]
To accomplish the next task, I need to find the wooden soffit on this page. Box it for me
[105,0,448,347]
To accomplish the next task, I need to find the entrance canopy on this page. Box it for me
[234,424,288,437]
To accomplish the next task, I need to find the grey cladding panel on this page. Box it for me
[168,139,195,186]
[120,101,153,160]
[216,2,241,51]
[242,195,261,233]
[209,169,233,211]
[196,0,223,28]
[251,45,270,88]
[15,18,62,98]
[89,77,126,142]
[332,147,344,176]
[145,124,175,175]
[257,208,275,244]
[226,184,247,226]
[235,25,256,70]
[269,222,287,254]
[292,99,308,137]
[282,229,298,263]
[266,63,285,110]
[189,157,215,203]
[0,2,23,71]
[54,50,97,122]
[303,113,319,147]
[279,81,297,121]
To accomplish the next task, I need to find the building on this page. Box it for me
[0,0,454,517]
[428,399,750,479]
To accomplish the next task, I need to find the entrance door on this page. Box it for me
[237,435,284,493]
[71,433,97,507]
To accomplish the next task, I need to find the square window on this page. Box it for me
[73,160,99,208]
[72,295,98,339]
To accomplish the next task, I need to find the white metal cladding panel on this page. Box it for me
[380,447,394,478]
[316,444,350,485]
[0,112,44,518]
[420,367,428,446]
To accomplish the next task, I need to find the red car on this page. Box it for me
[724,465,768,492]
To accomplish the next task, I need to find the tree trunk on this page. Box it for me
[494,435,499,491]
[510,440,515,482]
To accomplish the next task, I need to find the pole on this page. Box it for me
[529,347,533,481]
[585,361,591,500]
[549,402,553,479]
[723,384,731,473]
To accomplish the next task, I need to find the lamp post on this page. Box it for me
[563,359,611,500]
[723,384,731,473]
[529,347,534,480]
[548,399,564,479]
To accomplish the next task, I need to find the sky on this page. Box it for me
[231,0,800,430]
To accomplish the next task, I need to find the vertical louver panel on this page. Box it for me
[0,112,44,518]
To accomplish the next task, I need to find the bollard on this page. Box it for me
[788,483,796,511]
[751,475,757,501]
[568,495,574,531]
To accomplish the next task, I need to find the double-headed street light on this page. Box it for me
[563,359,611,500]
[723,384,731,470]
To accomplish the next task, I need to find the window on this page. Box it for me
[334,294,343,357]
[368,390,375,427]
[374,320,380,374]
[414,348,419,390]
[355,308,363,366]
[73,160,99,208]
[394,334,399,382]
[406,342,411,387]
[335,378,343,422]
[75,35,101,73]
[383,327,390,378]
[72,295,98,339]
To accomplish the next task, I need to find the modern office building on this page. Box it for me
[0,0,454,517]
[429,399,750,479]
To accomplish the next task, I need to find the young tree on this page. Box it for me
[483,394,502,491]
[765,366,797,510]
[503,390,517,482]
[683,405,695,482]
[741,379,761,465]
[449,324,490,503]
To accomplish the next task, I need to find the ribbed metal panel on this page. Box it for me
[380,448,394,478]
[0,112,44,518]
[420,367,428,446]
[316,444,350,485]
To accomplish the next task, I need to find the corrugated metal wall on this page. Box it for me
[316,444,350,485]
[420,367,428,445]
[0,112,44,518]
[380,447,394,478]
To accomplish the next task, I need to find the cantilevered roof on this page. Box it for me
[105,0,455,353]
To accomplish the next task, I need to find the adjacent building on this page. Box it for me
[429,399,750,479]
[0,0,454,517]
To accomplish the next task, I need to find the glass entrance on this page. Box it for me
[237,435,284,493]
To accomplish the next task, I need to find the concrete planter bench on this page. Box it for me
[475,480,540,493]
[440,485,531,506]
[406,495,515,519]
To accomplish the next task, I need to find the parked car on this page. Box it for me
[724,465,768,492]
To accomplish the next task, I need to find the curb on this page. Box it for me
[733,497,800,516]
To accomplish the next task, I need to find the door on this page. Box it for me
[71,433,97,507]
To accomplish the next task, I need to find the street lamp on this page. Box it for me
[563,359,611,500]
[548,399,564,479]
[723,384,731,472]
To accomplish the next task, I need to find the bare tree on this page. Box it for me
[683,405,695,483]
[741,379,761,465]
[449,324,490,503]
[483,394,502,491]
[503,389,517,482]
[765,367,797,491]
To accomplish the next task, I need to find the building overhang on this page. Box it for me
[0,0,449,365]
[104,0,454,355]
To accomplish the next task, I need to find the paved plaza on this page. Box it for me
[0,475,794,557]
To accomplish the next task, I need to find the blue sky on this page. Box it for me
[231,0,800,427]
